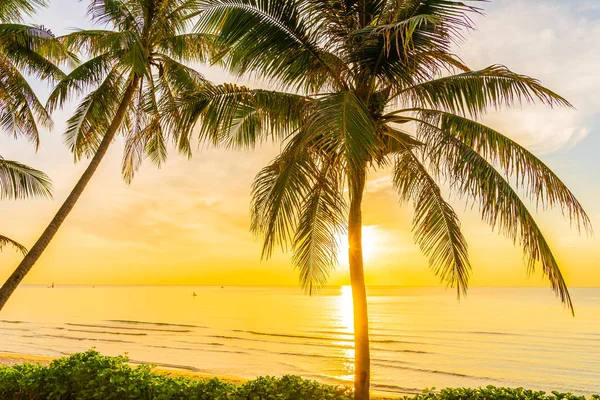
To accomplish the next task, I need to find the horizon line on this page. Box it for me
[19,284,600,289]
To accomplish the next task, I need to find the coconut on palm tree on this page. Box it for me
[0,0,213,310]
[185,1,591,398]
[1,0,64,254]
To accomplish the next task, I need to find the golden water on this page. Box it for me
[1,286,598,396]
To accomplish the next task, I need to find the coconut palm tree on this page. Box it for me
[0,0,212,310]
[1,0,62,253]
[185,1,591,398]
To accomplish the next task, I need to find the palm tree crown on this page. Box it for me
[47,0,212,180]
[0,0,59,253]
[183,1,591,398]
[189,0,590,302]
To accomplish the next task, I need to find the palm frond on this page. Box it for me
[0,157,52,200]
[396,65,572,117]
[424,130,574,313]
[0,49,54,146]
[156,33,215,63]
[63,68,126,160]
[59,29,130,56]
[86,0,140,35]
[293,159,346,294]
[46,51,119,112]
[0,0,47,23]
[251,136,314,258]
[304,91,377,172]
[176,83,308,148]
[196,0,347,91]
[0,234,28,255]
[410,110,592,233]
[393,149,470,295]
[0,24,71,81]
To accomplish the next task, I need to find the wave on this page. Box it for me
[23,334,135,344]
[147,344,248,355]
[67,323,191,333]
[0,327,30,333]
[190,334,345,349]
[370,382,422,395]
[233,329,419,345]
[376,347,430,354]
[62,328,147,337]
[371,363,494,381]
[106,320,205,329]
[0,320,26,324]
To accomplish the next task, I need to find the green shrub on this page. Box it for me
[0,350,234,400]
[0,351,597,400]
[232,375,352,400]
[402,387,597,400]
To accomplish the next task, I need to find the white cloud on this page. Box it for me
[366,176,393,192]
[456,0,600,154]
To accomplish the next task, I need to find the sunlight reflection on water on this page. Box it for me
[336,285,355,380]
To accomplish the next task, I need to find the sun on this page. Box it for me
[337,225,383,262]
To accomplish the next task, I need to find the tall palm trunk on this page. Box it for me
[349,167,370,400]
[0,76,140,311]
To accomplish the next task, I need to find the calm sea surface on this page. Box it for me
[0,286,598,396]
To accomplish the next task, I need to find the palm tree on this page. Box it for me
[1,0,61,254]
[186,1,592,398]
[0,0,212,310]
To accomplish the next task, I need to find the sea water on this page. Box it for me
[0,286,598,396]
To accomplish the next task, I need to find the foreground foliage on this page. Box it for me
[403,388,600,400]
[0,351,597,400]
[0,351,352,400]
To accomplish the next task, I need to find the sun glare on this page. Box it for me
[337,225,383,263]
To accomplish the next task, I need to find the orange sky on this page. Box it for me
[1,0,599,289]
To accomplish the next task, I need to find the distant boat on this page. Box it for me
[192,292,197,297]
[221,286,224,289]
[47,282,55,288]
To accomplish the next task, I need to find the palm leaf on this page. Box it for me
[304,91,378,172]
[0,157,52,200]
[196,0,347,91]
[63,68,126,160]
[408,109,592,233]
[251,136,314,258]
[396,65,572,117]
[176,84,308,148]
[425,131,575,313]
[0,0,46,23]
[293,160,346,294]
[46,51,120,112]
[0,234,28,255]
[393,149,470,295]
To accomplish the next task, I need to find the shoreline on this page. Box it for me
[0,352,401,399]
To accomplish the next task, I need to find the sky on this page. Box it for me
[0,0,599,290]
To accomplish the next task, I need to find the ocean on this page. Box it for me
[0,286,598,396]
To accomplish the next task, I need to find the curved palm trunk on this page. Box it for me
[0,76,140,311]
[349,167,370,400]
